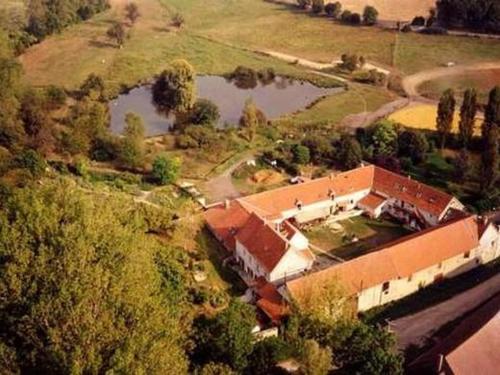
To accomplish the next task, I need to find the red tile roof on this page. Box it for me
[358,192,387,210]
[238,166,375,220]
[236,213,289,273]
[204,200,250,252]
[287,215,479,297]
[372,167,455,217]
[255,280,289,323]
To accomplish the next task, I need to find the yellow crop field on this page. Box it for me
[388,104,482,135]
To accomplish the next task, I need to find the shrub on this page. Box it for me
[45,85,67,109]
[363,6,378,25]
[352,70,386,86]
[401,24,412,33]
[297,0,312,10]
[292,144,311,165]
[349,13,362,25]
[311,0,325,14]
[340,10,352,23]
[15,149,46,178]
[411,16,426,26]
[171,13,184,28]
[325,2,342,18]
[152,154,181,185]
[190,99,220,126]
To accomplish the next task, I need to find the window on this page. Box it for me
[382,281,390,294]
[464,251,471,259]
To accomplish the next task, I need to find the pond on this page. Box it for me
[109,75,343,136]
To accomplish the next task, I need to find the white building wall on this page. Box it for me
[280,189,371,223]
[356,245,497,312]
[235,240,267,279]
[269,247,314,283]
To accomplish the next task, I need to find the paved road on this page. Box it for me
[391,272,500,350]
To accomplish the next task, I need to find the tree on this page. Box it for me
[340,10,353,23]
[483,86,500,138]
[325,2,342,18]
[459,88,478,148]
[452,149,470,183]
[293,144,311,165]
[201,362,236,375]
[335,323,403,375]
[349,13,362,25]
[80,73,106,100]
[125,2,140,24]
[153,59,197,112]
[171,13,185,28]
[107,22,126,48]
[339,54,362,72]
[299,339,332,375]
[190,99,220,125]
[239,99,259,142]
[338,135,362,170]
[297,0,312,10]
[302,135,333,164]
[480,101,499,193]
[0,182,188,373]
[398,130,428,163]
[191,300,256,371]
[245,337,291,375]
[436,89,456,150]
[152,154,181,184]
[14,149,46,179]
[370,120,398,157]
[312,0,325,14]
[363,6,379,25]
[119,112,145,168]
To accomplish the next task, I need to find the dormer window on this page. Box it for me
[295,199,303,210]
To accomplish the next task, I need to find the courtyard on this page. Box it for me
[304,214,412,261]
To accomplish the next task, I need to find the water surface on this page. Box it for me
[109,75,342,136]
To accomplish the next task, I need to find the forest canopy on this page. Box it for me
[437,0,500,33]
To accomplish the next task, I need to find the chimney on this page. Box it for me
[224,199,231,210]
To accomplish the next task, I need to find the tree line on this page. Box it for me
[1,0,110,53]
[297,1,379,26]
[436,0,500,33]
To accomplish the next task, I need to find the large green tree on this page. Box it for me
[0,182,188,373]
[191,300,256,371]
[239,99,259,142]
[153,60,197,113]
[119,112,145,168]
[480,87,499,193]
[370,120,398,157]
[436,89,456,150]
[338,135,363,170]
[459,88,478,148]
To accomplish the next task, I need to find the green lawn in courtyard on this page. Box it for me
[305,215,412,260]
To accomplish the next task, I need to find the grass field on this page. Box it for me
[418,69,500,102]
[389,103,483,134]
[19,0,500,91]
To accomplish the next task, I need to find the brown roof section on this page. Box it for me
[358,192,387,210]
[373,167,455,217]
[204,200,250,252]
[255,279,289,323]
[238,166,375,220]
[236,213,289,273]
[287,216,479,297]
[409,293,500,375]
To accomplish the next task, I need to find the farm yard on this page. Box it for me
[305,215,412,260]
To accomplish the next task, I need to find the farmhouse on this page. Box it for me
[204,165,500,314]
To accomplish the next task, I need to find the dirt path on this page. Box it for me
[402,62,500,100]
[390,272,500,350]
[340,97,410,129]
[201,154,256,203]
[261,50,390,76]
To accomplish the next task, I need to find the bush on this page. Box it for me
[363,6,378,25]
[190,99,220,126]
[411,16,426,26]
[292,144,311,165]
[352,70,386,86]
[152,155,181,185]
[325,2,342,18]
[340,10,352,23]
[311,0,325,14]
[45,85,67,109]
[349,13,362,25]
[74,156,89,177]
[171,13,185,28]
[15,149,46,178]
[401,24,412,33]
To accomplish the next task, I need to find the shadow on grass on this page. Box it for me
[195,227,247,296]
